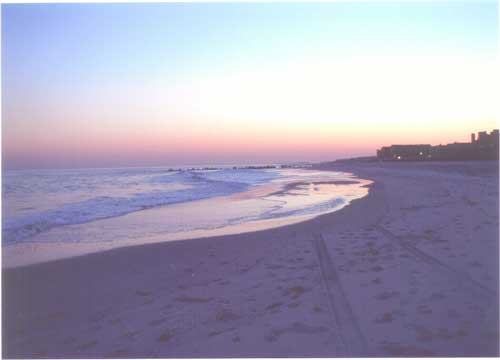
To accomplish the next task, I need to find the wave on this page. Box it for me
[223,196,348,227]
[2,170,269,244]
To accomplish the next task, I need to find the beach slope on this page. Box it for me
[3,161,499,357]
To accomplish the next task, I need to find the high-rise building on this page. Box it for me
[477,131,488,143]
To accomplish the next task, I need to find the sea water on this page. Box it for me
[2,166,371,267]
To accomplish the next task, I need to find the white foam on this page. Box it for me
[3,169,279,243]
[2,167,366,246]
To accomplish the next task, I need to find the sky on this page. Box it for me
[2,1,498,169]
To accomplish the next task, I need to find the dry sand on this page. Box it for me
[2,160,499,358]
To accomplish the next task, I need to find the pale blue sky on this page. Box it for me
[2,1,498,169]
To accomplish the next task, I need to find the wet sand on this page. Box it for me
[3,161,499,358]
[2,174,370,269]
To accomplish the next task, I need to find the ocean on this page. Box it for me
[2,166,370,267]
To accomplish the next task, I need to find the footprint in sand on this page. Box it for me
[135,290,151,296]
[121,330,139,340]
[266,264,284,270]
[266,302,283,311]
[76,340,98,351]
[175,295,212,303]
[150,318,166,326]
[208,330,224,337]
[437,328,454,341]
[429,292,445,301]
[284,286,309,299]
[415,326,433,342]
[375,312,394,323]
[312,305,323,313]
[33,350,48,357]
[381,342,434,356]
[158,332,174,342]
[417,304,432,315]
[215,308,240,321]
[88,324,102,332]
[104,348,129,358]
[374,291,399,301]
[48,311,66,320]
[62,336,76,345]
[266,322,328,342]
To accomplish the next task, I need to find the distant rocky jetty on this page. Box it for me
[165,163,311,172]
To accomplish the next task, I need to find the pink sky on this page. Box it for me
[3,3,498,169]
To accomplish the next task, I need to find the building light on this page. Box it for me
[397,155,401,160]
[419,152,423,155]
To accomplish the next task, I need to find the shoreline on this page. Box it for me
[3,161,499,357]
[2,180,377,272]
[2,173,371,269]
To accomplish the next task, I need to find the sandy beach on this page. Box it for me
[3,160,499,358]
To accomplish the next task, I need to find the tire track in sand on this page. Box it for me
[375,225,495,298]
[313,233,367,356]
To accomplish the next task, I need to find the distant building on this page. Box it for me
[376,129,499,161]
[377,144,432,161]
